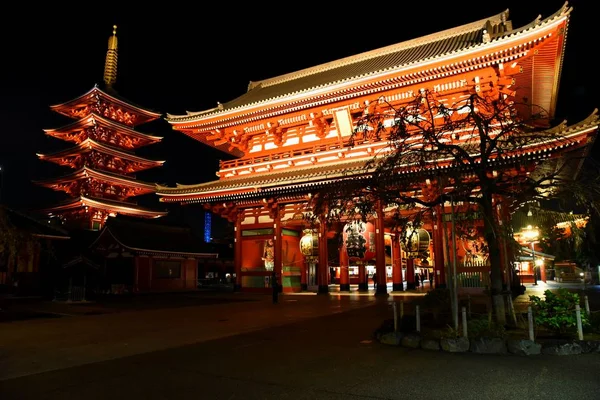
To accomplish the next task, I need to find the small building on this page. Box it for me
[0,206,70,296]
[89,217,220,293]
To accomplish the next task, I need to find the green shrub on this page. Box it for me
[420,288,451,311]
[529,289,590,335]
[467,317,507,339]
[589,311,600,333]
[438,324,461,339]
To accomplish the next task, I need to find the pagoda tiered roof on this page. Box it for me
[166,3,571,156]
[33,166,156,197]
[157,110,599,204]
[51,85,162,126]
[43,112,163,149]
[42,196,167,219]
[37,138,165,173]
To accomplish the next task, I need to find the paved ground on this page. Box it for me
[1,289,600,399]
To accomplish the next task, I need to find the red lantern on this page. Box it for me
[343,220,375,263]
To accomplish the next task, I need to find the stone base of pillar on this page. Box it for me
[234,284,242,292]
[317,285,329,294]
[407,282,416,290]
[376,284,388,296]
[393,283,404,292]
[301,283,308,291]
[339,283,350,291]
[358,283,368,291]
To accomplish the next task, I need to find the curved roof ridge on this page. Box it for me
[167,3,572,123]
[249,9,509,91]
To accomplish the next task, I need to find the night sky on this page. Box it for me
[1,1,597,231]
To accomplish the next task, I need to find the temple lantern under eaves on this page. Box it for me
[300,229,319,262]
[343,219,375,263]
[401,226,431,259]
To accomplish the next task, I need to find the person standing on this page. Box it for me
[372,272,377,289]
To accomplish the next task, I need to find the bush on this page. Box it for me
[589,311,600,334]
[420,288,451,310]
[529,289,590,336]
[467,317,506,339]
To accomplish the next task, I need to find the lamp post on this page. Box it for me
[531,241,537,285]
[522,225,540,285]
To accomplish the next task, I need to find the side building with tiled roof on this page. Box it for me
[87,216,226,294]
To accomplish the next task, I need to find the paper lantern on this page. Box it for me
[300,229,319,260]
[401,227,430,259]
[343,220,375,262]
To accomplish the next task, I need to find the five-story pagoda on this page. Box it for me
[35,26,167,230]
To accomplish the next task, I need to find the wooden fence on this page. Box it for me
[447,260,491,290]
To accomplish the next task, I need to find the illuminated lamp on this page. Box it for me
[343,218,375,263]
[300,229,319,262]
[401,224,430,259]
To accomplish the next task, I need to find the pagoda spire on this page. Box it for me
[36,25,167,230]
[103,25,118,89]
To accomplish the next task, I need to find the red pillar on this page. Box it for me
[358,264,367,291]
[392,234,403,291]
[301,259,308,291]
[375,201,387,295]
[317,218,329,294]
[406,258,416,290]
[433,206,446,289]
[339,246,350,291]
[274,205,283,292]
[234,213,243,291]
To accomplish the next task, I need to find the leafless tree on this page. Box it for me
[309,88,600,324]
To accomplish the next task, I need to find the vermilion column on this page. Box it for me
[358,264,368,291]
[234,213,243,291]
[301,259,308,291]
[317,218,329,294]
[339,247,350,291]
[375,201,387,295]
[274,205,283,292]
[392,234,403,291]
[406,258,416,290]
[433,206,446,289]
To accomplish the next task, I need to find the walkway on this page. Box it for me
[0,292,377,381]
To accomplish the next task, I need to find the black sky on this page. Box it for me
[0,1,597,225]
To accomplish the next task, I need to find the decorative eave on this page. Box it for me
[157,109,598,204]
[42,195,167,218]
[166,3,570,135]
[36,138,165,168]
[33,166,157,192]
[50,85,162,125]
[90,227,219,259]
[43,112,163,147]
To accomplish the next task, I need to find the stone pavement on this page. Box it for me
[0,292,378,381]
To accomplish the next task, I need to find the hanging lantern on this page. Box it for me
[343,219,375,263]
[401,226,430,259]
[300,229,319,261]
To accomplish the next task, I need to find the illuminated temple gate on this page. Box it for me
[157,4,599,294]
